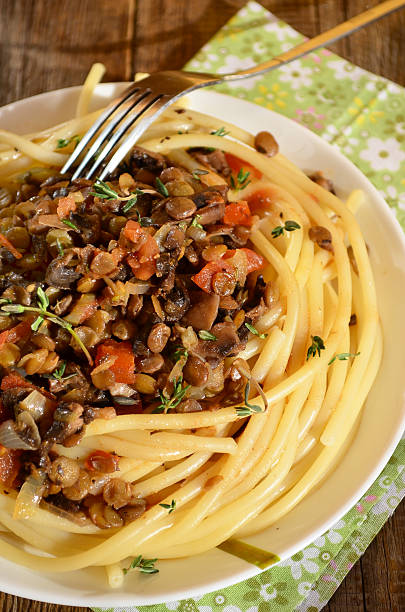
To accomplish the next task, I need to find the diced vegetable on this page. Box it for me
[224,247,265,274]
[246,189,274,215]
[94,339,136,384]
[0,231,23,259]
[0,320,33,348]
[56,196,77,219]
[0,372,55,400]
[191,260,234,294]
[223,201,252,226]
[121,221,159,280]
[64,293,98,325]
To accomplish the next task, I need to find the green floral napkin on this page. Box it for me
[93,2,405,610]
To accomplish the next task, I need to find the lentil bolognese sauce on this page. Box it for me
[0,75,380,587]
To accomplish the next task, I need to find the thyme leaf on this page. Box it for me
[235,381,263,417]
[271,220,301,238]
[155,177,169,197]
[328,351,360,366]
[230,168,251,191]
[154,377,190,413]
[198,330,217,341]
[245,322,267,339]
[306,335,325,360]
[62,218,79,232]
[210,127,229,137]
[159,499,176,514]
[56,135,80,149]
[123,555,159,575]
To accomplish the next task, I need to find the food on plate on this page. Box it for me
[0,74,380,588]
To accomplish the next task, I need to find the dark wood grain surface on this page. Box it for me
[0,1,404,610]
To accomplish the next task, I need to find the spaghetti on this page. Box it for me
[0,68,380,588]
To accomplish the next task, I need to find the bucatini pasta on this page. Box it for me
[0,66,380,587]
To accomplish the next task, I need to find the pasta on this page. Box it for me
[0,66,381,588]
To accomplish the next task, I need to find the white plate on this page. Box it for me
[0,85,404,607]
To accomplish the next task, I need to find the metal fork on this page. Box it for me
[62,0,405,181]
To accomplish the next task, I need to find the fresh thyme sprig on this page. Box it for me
[198,330,217,341]
[0,288,93,364]
[328,351,360,366]
[56,135,80,149]
[230,168,251,191]
[159,499,176,514]
[271,220,301,238]
[235,381,263,417]
[123,555,159,575]
[306,335,325,360]
[91,179,120,200]
[154,376,190,413]
[245,322,267,339]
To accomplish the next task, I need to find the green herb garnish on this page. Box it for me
[230,168,251,191]
[122,197,138,214]
[123,555,159,575]
[172,346,188,362]
[190,215,203,230]
[159,499,176,514]
[198,330,217,341]
[192,169,209,181]
[56,238,64,256]
[154,377,190,414]
[0,287,93,364]
[306,335,325,360]
[91,179,120,200]
[328,351,360,366]
[211,127,229,137]
[155,177,169,197]
[245,322,268,339]
[56,135,80,149]
[271,220,301,238]
[62,218,79,232]
[235,381,263,417]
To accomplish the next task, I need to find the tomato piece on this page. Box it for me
[127,234,159,280]
[223,200,252,227]
[122,220,144,244]
[225,153,262,180]
[224,247,265,274]
[246,188,274,215]
[0,447,22,488]
[85,450,120,473]
[0,320,33,349]
[56,196,77,219]
[0,231,22,259]
[94,339,136,384]
[191,260,234,294]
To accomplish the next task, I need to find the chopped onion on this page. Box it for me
[13,471,46,520]
[19,389,50,421]
[0,418,35,450]
[126,280,151,295]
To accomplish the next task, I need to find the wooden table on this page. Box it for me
[0,1,404,610]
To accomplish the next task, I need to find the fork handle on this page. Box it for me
[219,0,405,82]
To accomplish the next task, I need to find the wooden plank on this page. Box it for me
[0,0,135,105]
